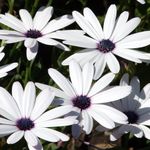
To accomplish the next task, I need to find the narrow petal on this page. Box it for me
[106,52,120,73]
[91,86,131,103]
[33,6,53,30]
[35,83,69,99]
[26,43,38,61]
[12,82,23,113]
[35,105,73,123]
[7,131,24,144]
[19,9,33,30]
[48,68,76,97]
[112,17,140,43]
[36,118,77,128]
[72,11,99,40]
[81,110,93,134]
[82,62,94,95]
[42,15,74,34]
[69,61,83,95]
[138,125,150,139]
[0,87,21,118]
[0,63,18,75]
[89,72,115,97]
[120,73,129,86]
[113,48,142,63]
[31,89,55,120]
[24,38,37,48]
[83,7,104,39]
[22,82,36,117]
[0,125,18,135]
[117,31,150,49]
[93,54,106,80]
[87,108,115,129]
[103,5,117,39]
[38,37,69,51]
[110,11,129,41]
[91,104,128,124]
[0,117,15,125]
[32,128,60,142]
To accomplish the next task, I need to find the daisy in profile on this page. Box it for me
[0,46,18,77]
[97,74,150,141]
[0,6,76,60]
[62,5,150,80]
[36,61,131,137]
[0,81,77,150]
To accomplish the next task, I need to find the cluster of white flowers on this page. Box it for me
[0,1,150,150]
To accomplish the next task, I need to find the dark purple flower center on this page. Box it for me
[97,39,115,53]
[124,111,139,124]
[25,29,42,38]
[16,118,34,131]
[72,95,91,110]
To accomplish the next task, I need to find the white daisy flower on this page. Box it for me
[62,5,150,80]
[0,81,77,150]
[0,46,18,78]
[0,6,75,60]
[36,61,131,137]
[98,74,150,141]
[137,0,145,4]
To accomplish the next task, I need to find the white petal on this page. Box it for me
[0,63,18,75]
[81,110,93,134]
[22,82,35,117]
[48,68,76,97]
[83,7,104,39]
[106,52,120,73]
[42,15,74,34]
[63,36,97,49]
[0,117,15,125]
[103,5,117,39]
[139,125,150,139]
[33,6,53,30]
[93,54,106,80]
[24,38,37,48]
[26,43,38,61]
[110,11,129,41]
[0,125,18,135]
[0,15,26,32]
[0,30,24,36]
[82,62,94,95]
[36,118,77,128]
[69,60,83,95]
[89,72,115,97]
[0,52,4,62]
[91,86,131,103]
[35,83,69,99]
[112,17,140,42]
[120,73,129,86]
[72,11,99,40]
[137,0,145,4]
[32,128,60,142]
[62,49,98,66]
[118,31,150,48]
[7,131,24,144]
[19,9,33,30]
[35,105,73,123]
[113,48,142,63]
[38,37,69,51]
[46,30,85,40]
[31,89,55,120]
[12,82,23,113]
[91,104,128,124]
[87,108,115,129]
[24,131,38,146]
[0,87,21,118]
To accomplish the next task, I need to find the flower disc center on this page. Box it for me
[25,29,42,38]
[124,111,139,124]
[16,118,34,131]
[72,95,91,110]
[97,39,115,53]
